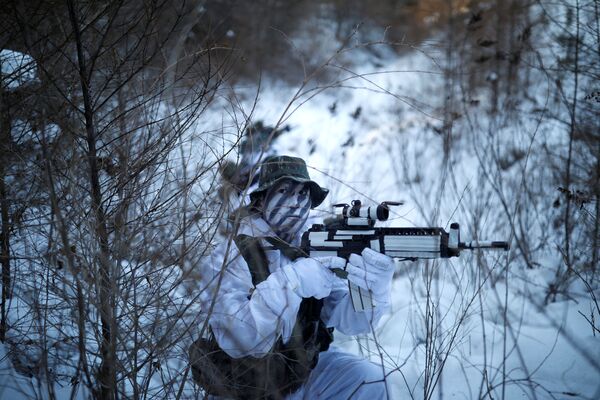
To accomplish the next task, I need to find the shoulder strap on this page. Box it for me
[235,234,309,286]
[263,236,308,261]
[234,234,270,286]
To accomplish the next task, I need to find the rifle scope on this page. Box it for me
[333,200,403,227]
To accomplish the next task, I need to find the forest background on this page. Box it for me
[0,0,598,399]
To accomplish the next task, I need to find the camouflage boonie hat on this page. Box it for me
[250,155,329,208]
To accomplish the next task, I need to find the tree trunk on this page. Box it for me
[67,1,116,398]
[0,88,11,342]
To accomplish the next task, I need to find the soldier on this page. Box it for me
[191,155,395,399]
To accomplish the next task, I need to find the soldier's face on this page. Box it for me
[263,179,311,236]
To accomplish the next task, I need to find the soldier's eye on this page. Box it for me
[278,187,288,194]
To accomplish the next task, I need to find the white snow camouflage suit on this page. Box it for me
[194,214,390,399]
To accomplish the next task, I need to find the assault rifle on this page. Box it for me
[300,200,510,311]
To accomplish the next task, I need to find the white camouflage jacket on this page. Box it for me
[198,215,389,358]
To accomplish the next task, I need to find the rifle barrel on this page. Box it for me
[460,241,510,251]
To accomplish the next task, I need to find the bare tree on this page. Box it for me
[1,0,238,398]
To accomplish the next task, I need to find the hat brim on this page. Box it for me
[250,177,329,209]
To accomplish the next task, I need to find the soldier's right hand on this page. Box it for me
[279,257,338,299]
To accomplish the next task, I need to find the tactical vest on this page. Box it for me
[189,235,334,399]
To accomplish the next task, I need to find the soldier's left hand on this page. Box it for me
[345,248,395,305]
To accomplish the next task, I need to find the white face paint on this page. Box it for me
[262,179,311,240]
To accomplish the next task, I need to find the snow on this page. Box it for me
[2,2,599,399]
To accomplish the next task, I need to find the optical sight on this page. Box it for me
[331,200,403,228]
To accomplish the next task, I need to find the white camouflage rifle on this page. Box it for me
[300,200,510,311]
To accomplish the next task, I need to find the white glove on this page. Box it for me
[275,256,346,299]
[346,248,395,307]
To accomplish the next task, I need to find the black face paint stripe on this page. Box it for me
[272,200,310,227]
[266,192,286,221]
[273,209,308,228]
[275,215,306,238]
[297,194,311,211]
[276,196,310,224]
[284,217,305,236]
[266,182,303,221]
[272,193,309,225]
